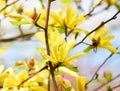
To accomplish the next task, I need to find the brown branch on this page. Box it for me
[34,14,46,30]
[0,0,20,13]
[44,0,51,55]
[74,10,120,47]
[17,66,48,88]
[43,0,58,91]
[93,74,120,91]
[86,53,114,86]
[85,0,103,17]
[0,32,38,42]
[111,84,120,90]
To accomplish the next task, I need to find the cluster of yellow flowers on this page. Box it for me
[0,0,118,91]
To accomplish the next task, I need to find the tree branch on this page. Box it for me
[93,74,120,91]
[0,0,20,13]
[0,32,38,42]
[17,66,48,88]
[85,0,103,17]
[74,10,120,47]
[43,0,58,91]
[86,53,114,86]
[111,84,120,90]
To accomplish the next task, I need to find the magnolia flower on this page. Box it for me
[85,27,116,53]
[58,67,86,91]
[36,30,84,65]
[50,5,85,34]
[0,64,48,91]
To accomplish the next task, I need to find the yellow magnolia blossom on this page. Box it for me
[36,30,84,65]
[58,67,86,91]
[0,1,17,15]
[0,63,48,91]
[56,75,75,91]
[87,27,116,53]
[3,70,28,88]
[50,5,85,34]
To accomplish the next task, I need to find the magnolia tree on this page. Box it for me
[0,0,120,91]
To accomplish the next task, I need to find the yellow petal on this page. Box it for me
[61,39,75,61]
[58,67,78,78]
[7,14,25,19]
[76,76,86,91]
[34,31,45,45]
[50,11,64,26]
[102,45,116,53]
[65,52,85,63]
[0,65,4,74]
[17,70,28,82]
[37,48,56,63]
[7,2,17,14]
[29,85,46,91]
[68,15,85,28]
[0,1,7,14]
[65,5,77,27]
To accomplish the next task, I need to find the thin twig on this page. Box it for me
[74,10,120,47]
[48,72,51,91]
[34,14,46,30]
[85,0,103,17]
[112,84,120,90]
[0,0,19,13]
[74,0,82,10]
[18,25,24,35]
[86,53,114,86]
[17,66,48,88]
[93,74,120,91]
[0,32,38,42]
[64,27,68,41]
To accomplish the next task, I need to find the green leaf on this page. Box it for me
[65,87,72,91]
[39,0,45,9]
[95,73,99,79]
[64,66,79,72]
[61,0,73,3]
[84,46,93,52]
[9,20,31,26]
[49,24,65,33]
[114,3,120,10]
[104,72,112,82]
[106,85,112,91]
[116,51,120,55]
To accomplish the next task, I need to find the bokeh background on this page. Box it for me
[0,0,120,90]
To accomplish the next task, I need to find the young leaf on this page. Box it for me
[61,0,73,3]
[84,46,93,52]
[63,66,79,72]
[116,51,120,55]
[104,72,112,82]
[95,73,99,79]
[65,87,72,91]
[9,20,31,26]
[115,3,120,10]
[106,85,112,91]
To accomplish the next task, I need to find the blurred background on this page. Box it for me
[0,0,120,90]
